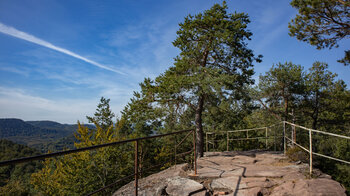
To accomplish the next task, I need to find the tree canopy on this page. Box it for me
[288,0,350,65]
[137,1,261,157]
[86,97,115,130]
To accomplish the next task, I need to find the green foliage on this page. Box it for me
[289,0,350,65]
[0,139,42,195]
[31,121,134,196]
[256,61,350,193]
[86,97,115,130]
[0,180,28,196]
[0,118,88,152]
[303,62,338,129]
[132,2,261,156]
[286,146,309,162]
[258,62,305,121]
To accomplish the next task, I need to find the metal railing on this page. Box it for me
[283,121,350,175]
[0,129,197,196]
[206,122,283,152]
[206,121,350,175]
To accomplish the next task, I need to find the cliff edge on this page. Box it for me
[113,151,346,196]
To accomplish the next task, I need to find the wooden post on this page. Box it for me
[274,127,276,151]
[134,140,139,196]
[309,129,313,175]
[174,135,177,167]
[206,133,208,152]
[291,125,295,147]
[265,127,268,149]
[193,130,197,175]
[283,121,286,154]
[226,131,229,151]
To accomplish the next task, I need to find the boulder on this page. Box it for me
[166,177,204,196]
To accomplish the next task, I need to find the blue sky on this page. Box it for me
[0,0,349,124]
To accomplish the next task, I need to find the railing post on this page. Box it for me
[265,127,268,149]
[283,121,286,154]
[309,129,313,175]
[206,132,208,152]
[174,135,177,168]
[292,125,295,147]
[226,131,229,151]
[134,140,139,196]
[193,129,197,175]
[274,126,276,151]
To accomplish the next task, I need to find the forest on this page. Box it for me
[0,0,349,195]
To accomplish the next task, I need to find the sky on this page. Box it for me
[0,0,349,124]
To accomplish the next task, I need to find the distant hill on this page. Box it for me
[27,120,80,133]
[0,118,58,137]
[0,118,95,152]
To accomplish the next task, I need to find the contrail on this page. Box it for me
[0,22,125,75]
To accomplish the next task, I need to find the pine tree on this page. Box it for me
[258,62,305,121]
[86,97,115,130]
[139,2,261,157]
[289,0,350,65]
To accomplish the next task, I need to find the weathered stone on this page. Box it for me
[211,176,240,191]
[270,178,346,196]
[244,165,287,178]
[191,190,209,196]
[239,177,275,189]
[197,167,224,178]
[113,151,347,196]
[220,168,245,177]
[231,187,263,196]
[166,177,204,196]
[231,155,257,164]
[213,191,230,195]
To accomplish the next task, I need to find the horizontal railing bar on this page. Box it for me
[228,136,282,141]
[228,127,267,133]
[313,152,350,165]
[267,122,283,128]
[86,173,135,196]
[228,137,266,141]
[284,121,350,140]
[0,129,193,167]
[206,127,268,135]
[175,150,193,157]
[285,136,310,153]
[285,136,350,165]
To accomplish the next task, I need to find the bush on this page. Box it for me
[286,146,309,162]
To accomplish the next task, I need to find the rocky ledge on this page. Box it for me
[113,150,346,196]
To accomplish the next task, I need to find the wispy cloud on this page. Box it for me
[0,22,125,75]
[0,86,97,123]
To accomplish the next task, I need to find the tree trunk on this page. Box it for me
[312,91,319,130]
[284,97,288,122]
[195,95,204,157]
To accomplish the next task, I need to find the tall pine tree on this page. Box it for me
[140,2,261,157]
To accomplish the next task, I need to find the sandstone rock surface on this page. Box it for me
[113,151,346,196]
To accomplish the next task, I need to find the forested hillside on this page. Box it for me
[0,118,94,152]
[0,139,42,195]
